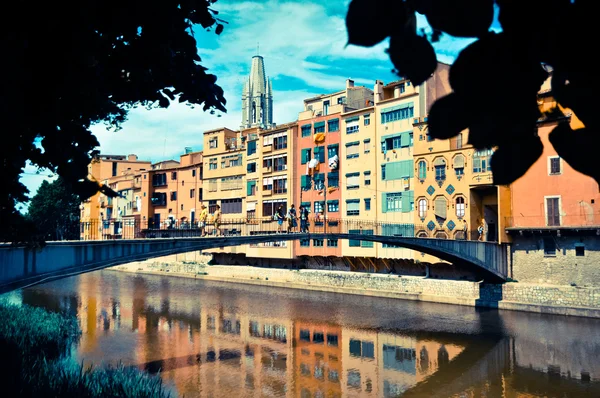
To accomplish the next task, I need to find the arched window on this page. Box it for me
[435,231,448,239]
[418,160,427,180]
[417,230,429,238]
[456,197,465,218]
[434,196,447,222]
[455,133,463,149]
[433,157,446,183]
[453,154,465,177]
[418,198,427,219]
[252,102,257,123]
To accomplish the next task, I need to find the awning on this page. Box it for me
[381,101,414,114]
[246,202,256,211]
[314,121,325,128]
[434,197,447,219]
[453,154,465,168]
[345,116,359,123]
[433,157,446,167]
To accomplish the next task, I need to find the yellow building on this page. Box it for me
[340,106,378,259]
[413,121,511,244]
[246,122,298,260]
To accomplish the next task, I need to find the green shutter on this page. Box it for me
[382,193,388,213]
[301,148,310,164]
[400,132,410,147]
[314,121,325,128]
[402,193,411,212]
[301,175,310,190]
[247,181,256,196]
[301,201,311,208]
[345,116,359,122]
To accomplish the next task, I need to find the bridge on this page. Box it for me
[0,219,510,293]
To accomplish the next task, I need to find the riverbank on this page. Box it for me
[112,259,600,319]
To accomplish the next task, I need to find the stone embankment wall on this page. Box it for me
[115,258,600,319]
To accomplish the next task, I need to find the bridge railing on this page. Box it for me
[77,218,486,243]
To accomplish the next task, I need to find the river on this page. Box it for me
[3,269,600,397]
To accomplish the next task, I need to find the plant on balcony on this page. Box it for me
[346,0,600,188]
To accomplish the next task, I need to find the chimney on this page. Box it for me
[374,80,384,104]
[127,154,138,161]
[185,147,193,154]
[346,78,354,88]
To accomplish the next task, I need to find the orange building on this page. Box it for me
[507,71,600,287]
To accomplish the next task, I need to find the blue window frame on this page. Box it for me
[364,198,371,211]
[327,144,339,159]
[418,160,426,179]
[301,124,312,137]
[328,119,339,132]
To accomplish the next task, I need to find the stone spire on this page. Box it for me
[241,54,273,129]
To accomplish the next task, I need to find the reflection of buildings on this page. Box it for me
[293,321,343,398]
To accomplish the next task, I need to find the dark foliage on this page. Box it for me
[1,0,227,241]
[346,0,600,188]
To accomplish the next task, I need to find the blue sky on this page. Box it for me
[19,0,500,205]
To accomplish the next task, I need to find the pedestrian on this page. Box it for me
[276,205,285,233]
[213,205,222,236]
[199,204,208,237]
[287,204,298,233]
[462,219,468,240]
[299,205,309,233]
[477,219,484,241]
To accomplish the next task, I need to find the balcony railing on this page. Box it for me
[150,197,166,206]
[505,215,600,229]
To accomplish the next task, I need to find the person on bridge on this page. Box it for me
[213,205,222,236]
[461,219,468,240]
[299,205,309,233]
[287,204,298,233]
[477,219,485,241]
[275,205,285,233]
[199,205,208,237]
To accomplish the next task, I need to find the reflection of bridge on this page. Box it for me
[0,219,509,293]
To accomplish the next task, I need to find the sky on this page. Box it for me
[19,0,501,208]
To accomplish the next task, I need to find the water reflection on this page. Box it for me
[9,270,600,397]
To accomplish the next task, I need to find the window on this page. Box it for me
[171,172,177,180]
[386,193,402,212]
[455,133,463,149]
[546,197,560,226]
[346,199,360,216]
[314,122,325,134]
[418,160,427,179]
[418,199,427,218]
[313,173,325,190]
[222,154,242,168]
[576,244,585,257]
[274,156,287,171]
[327,144,339,159]
[273,134,287,150]
[327,171,339,187]
[381,165,386,180]
[349,230,361,246]
[456,197,465,218]
[364,171,371,186]
[181,204,184,211]
[364,139,371,153]
[328,118,339,132]
[434,158,446,182]
[381,103,414,123]
[453,154,465,177]
[346,173,360,189]
[209,158,218,170]
[364,198,371,211]
[300,239,310,247]
[549,156,561,175]
[314,146,325,163]
[273,177,287,194]
[346,118,359,134]
[382,132,412,152]
[434,196,448,222]
[301,124,312,137]
[301,148,311,164]
[346,141,359,159]
[112,162,118,177]
[327,200,339,212]
[323,100,330,116]
[473,149,493,173]
[327,239,338,247]
[152,173,167,187]
[199,188,203,200]
[314,201,324,214]
[399,83,405,93]
[221,198,242,214]
[170,191,177,201]
[435,231,448,239]
[313,239,324,247]
[221,176,243,190]
[543,237,556,256]
[364,115,370,126]
[192,169,196,177]
[209,137,218,148]
[262,200,286,217]
[337,96,346,104]
[189,189,195,199]
[208,178,217,192]
[247,140,257,156]
[247,162,257,173]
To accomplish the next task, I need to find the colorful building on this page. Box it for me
[507,71,600,287]
[295,79,374,258]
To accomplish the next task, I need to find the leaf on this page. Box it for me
[346,0,409,47]
[388,32,437,86]
[215,23,223,35]
[491,137,543,185]
[419,0,494,38]
[427,93,468,140]
[549,123,600,187]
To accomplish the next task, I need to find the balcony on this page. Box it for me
[263,166,272,173]
[151,197,166,206]
[263,189,272,196]
[470,172,493,186]
[263,144,272,153]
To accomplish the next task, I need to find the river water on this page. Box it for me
[4,270,600,397]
